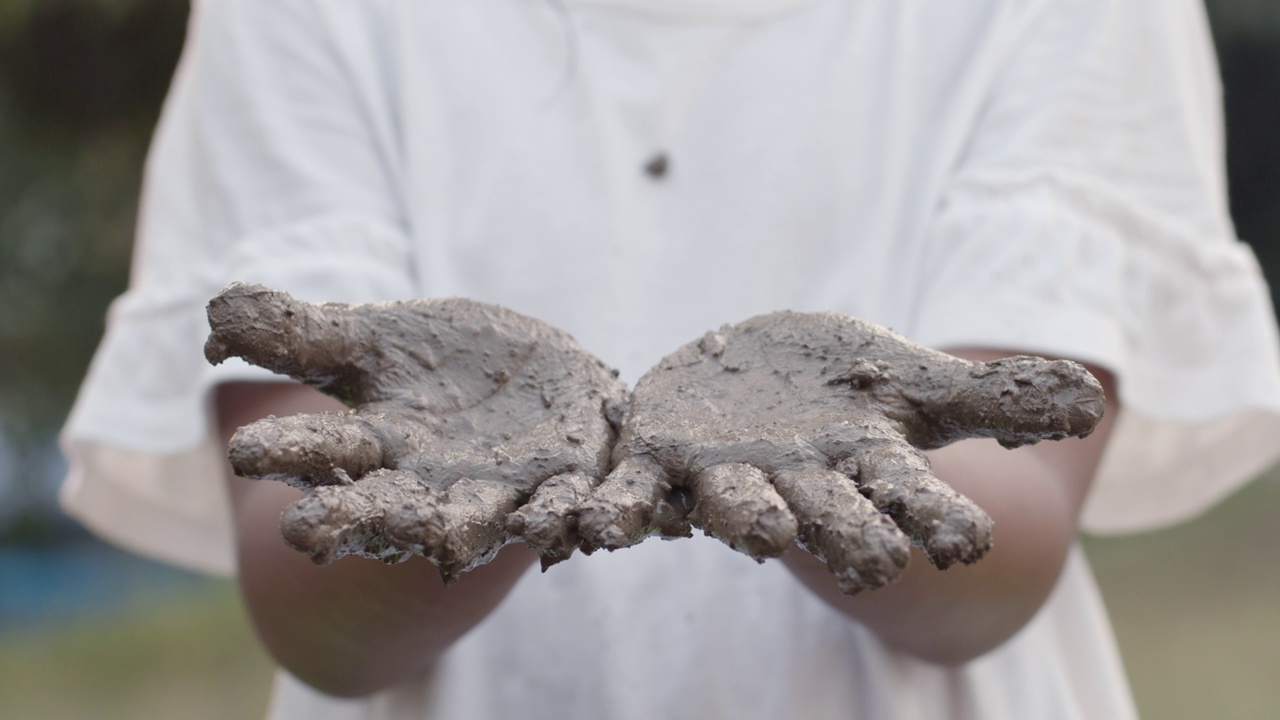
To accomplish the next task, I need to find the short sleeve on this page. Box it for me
[60,0,414,574]
[909,0,1280,533]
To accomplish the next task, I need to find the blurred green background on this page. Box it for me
[1,1,1278,718]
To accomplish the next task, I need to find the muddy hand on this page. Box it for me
[206,283,626,581]
[574,312,1105,594]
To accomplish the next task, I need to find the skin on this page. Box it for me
[782,348,1118,663]
[218,346,1116,695]
[217,382,538,697]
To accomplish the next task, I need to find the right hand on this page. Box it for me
[206,283,627,580]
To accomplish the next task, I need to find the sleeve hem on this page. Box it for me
[59,434,237,576]
[909,179,1280,533]
[60,212,418,564]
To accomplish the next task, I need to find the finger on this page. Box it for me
[382,477,524,583]
[205,282,374,402]
[228,411,386,487]
[851,441,993,569]
[773,465,910,594]
[574,456,674,551]
[279,469,423,565]
[506,472,597,570]
[912,356,1106,449]
[687,463,797,561]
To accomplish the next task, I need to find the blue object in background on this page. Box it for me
[0,540,215,634]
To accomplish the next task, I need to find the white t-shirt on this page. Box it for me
[60,1,1280,718]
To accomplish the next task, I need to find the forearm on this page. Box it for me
[782,348,1118,664]
[217,382,537,697]
[782,438,1081,663]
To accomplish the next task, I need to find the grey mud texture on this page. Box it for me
[206,282,627,581]
[209,285,1105,593]
[574,312,1105,594]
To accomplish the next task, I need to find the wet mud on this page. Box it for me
[209,286,1104,592]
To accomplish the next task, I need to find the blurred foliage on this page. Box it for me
[0,0,187,533]
[0,1,1278,532]
[1206,0,1280,42]
[1085,469,1280,719]
[1218,40,1280,286]
[0,584,274,720]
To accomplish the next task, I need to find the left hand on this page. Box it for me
[574,311,1106,593]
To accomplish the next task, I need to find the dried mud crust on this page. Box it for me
[574,312,1106,593]
[208,284,1105,593]
[205,282,627,580]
